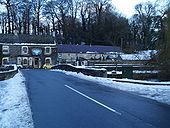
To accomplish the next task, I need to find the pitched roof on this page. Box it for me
[0,34,55,44]
[57,44,122,53]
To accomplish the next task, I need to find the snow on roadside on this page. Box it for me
[0,71,33,128]
[52,70,170,105]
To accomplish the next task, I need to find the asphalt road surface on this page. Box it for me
[22,70,170,128]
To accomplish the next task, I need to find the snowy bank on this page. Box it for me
[120,50,158,60]
[52,70,170,105]
[0,71,33,128]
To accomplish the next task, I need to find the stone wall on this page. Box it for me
[52,64,107,77]
[0,69,18,81]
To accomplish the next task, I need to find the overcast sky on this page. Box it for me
[112,0,159,18]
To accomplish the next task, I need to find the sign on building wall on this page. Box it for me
[32,48,42,56]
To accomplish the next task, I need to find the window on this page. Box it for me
[29,57,33,66]
[2,46,9,54]
[45,57,52,64]
[2,57,9,65]
[45,47,51,55]
[23,57,28,65]
[17,57,22,65]
[22,46,28,55]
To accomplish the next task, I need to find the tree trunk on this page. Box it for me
[7,1,11,34]
[27,9,30,34]
[18,18,21,34]
[37,11,40,35]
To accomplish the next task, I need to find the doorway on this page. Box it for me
[33,57,41,68]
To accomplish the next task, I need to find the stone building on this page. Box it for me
[0,34,56,68]
[57,44,122,66]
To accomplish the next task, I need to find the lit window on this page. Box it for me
[22,46,28,54]
[45,57,52,64]
[29,57,33,66]
[23,57,28,65]
[45,47,51,55]
[2,57,9,65]
[2,46,9,54]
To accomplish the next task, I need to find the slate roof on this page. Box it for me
[57,44,122,53]
[0,34,55,44]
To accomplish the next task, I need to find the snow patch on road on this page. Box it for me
[0,71,33,128]
[53,70,170,105]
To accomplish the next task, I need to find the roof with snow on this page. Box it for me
[57,44,122,53]
[0,34,55,44]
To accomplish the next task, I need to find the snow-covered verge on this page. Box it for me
[52,70,170,105]
[0,71,33,128]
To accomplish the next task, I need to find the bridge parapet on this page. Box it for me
[52,64,107,78]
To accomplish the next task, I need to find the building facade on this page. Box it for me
[0,34,56,68]
[57,44,122,66]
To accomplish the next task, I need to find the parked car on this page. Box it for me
[43,63,53,69]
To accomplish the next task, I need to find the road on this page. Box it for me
[22,70,170,128]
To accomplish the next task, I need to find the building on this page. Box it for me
[57,44,122,66]
[0,34,56,68]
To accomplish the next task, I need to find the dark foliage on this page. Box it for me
[158,7,170,81]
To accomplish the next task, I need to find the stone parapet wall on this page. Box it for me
[52,64,107,78]
[0,70,18,81]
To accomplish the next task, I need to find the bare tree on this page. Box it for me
[0,0,12,33]
[32,0,46,35]
[133,2,163,49]
[43,0,56,35]
[0,12,7,34]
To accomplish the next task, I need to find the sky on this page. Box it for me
[0,0,166,18]
[112,0,158,18]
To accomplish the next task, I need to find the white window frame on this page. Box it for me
[45,57,52,64]
[44,47,51,55]
[17,57,22,65]
[22,46,28,55]
[29,57,33,66]
[2,57,9,65]
[22,57,28,66]
[2,46,9,54]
